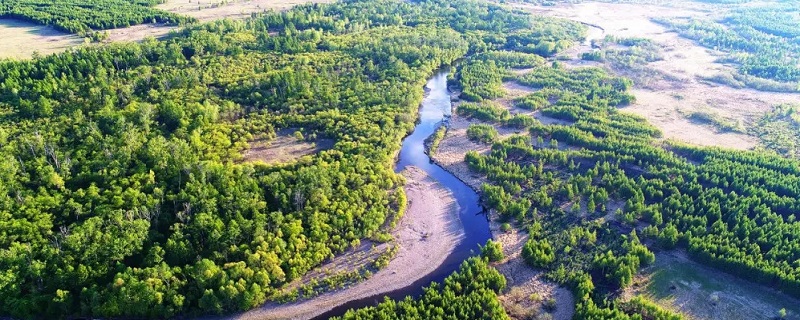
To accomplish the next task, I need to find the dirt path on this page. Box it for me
[234,166,464,320]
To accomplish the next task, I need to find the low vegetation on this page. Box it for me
[654,3,800,91]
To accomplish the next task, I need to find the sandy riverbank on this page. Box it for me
[430,110,575,320]
[233,166,464,320]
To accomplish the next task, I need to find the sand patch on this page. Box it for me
[0,18,84,60]
[157,0,335,22]
[515,1,800,151]
[104,24,178,42]
[239,166,465,320]
[242,129,334,164]
[490,216,575,320]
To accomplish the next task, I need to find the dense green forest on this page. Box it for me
[334,257,509,320]
[5,0,800,318]
[0,0,193,36]
[0,0,587,318]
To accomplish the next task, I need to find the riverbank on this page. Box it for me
[235,166,464,320]
[430,111,575,320]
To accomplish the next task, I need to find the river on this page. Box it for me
[310,71,492,319]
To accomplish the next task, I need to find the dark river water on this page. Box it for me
[312,71,492,319]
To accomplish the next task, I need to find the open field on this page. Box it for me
[0,19,83,60]
[104,24,179,42]
[513,1,800,151]
[243,129,334,165]
[238,166,465,320]
[625,251,800,320]
[156,0,335,22]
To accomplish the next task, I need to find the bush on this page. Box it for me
[481,240,505,262]
[467,124,499,144]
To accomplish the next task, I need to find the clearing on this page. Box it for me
[513,1,800,151]
[242,129,334,165]
[624,251,800,320]
[0,19,83,60]
[156,0,336,22]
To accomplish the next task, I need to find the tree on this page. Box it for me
[481,240,505,262]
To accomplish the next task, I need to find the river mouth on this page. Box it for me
[311,71,491,319]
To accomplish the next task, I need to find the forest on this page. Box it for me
[0,0,585,318]
[0,0,192,36]
[333,257,509,320]
[3,0,800,319]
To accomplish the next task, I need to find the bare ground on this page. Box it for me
[242,129,334,165]
[622,251,800,320]
[514,1,800,151]
[236,166,465,320]
[104,24,178,42]
[157,0,335,22]
[0,19,83,60]
[490,214,575,320]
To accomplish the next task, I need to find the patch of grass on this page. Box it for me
[686,110,744,133]
[639,253,800,320]
[751,104,800,158]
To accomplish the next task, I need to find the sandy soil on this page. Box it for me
[515,1,800,151]
[490,214,575,320]
[236,166,465,320]
[104,24,179,42]
[157,0,335,22]
[0,19,84,60]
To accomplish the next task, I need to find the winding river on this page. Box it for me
[311,71,492,319]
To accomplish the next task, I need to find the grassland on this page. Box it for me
[626,252,800,320]
[0,19,83,59]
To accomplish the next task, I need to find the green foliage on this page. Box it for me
[751,104,800,158]
[654,5,800,89]
[687,110,744,133]
[467,124,499,144]
[0,0,193,35]
[457,102,510,122]
[334,257,509,320]
[0,0,562,317]
[426,125,447,155]
[481,240,505,262]
[465,61,800,315]
[522,238,555,267]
